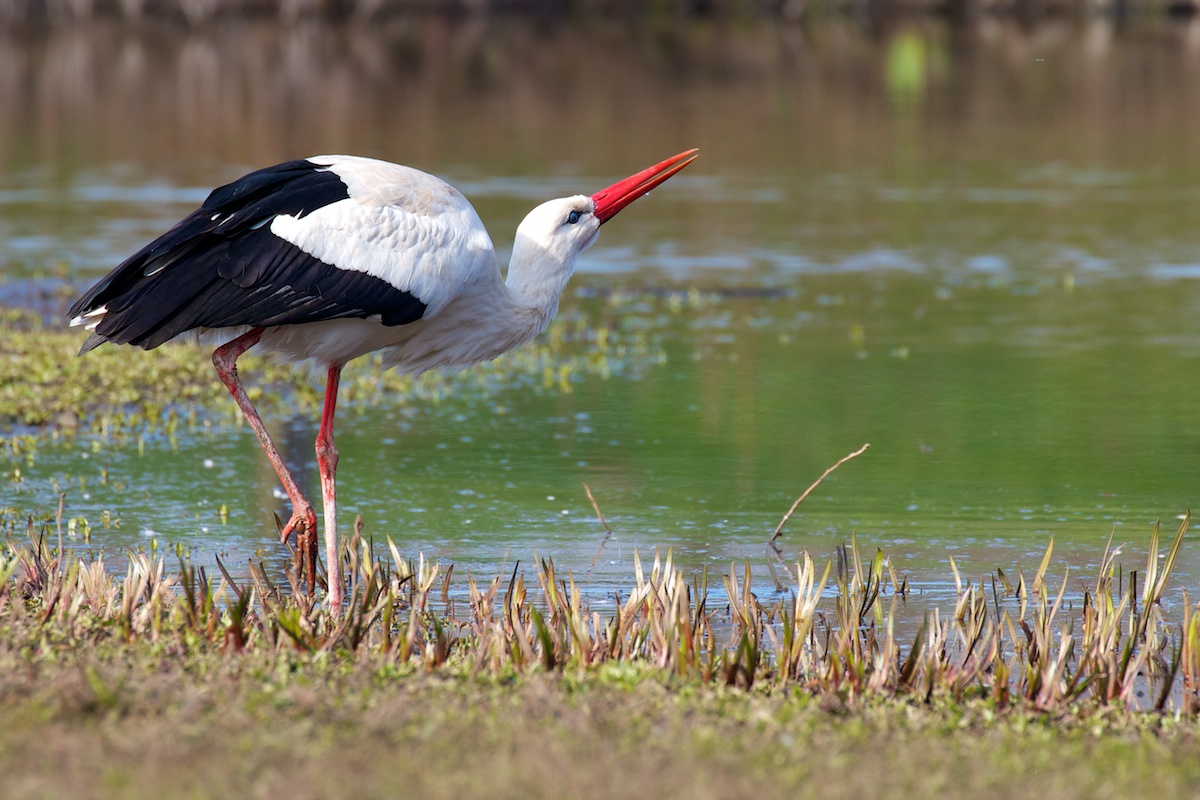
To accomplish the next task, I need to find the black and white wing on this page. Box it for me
[69,156,498,352]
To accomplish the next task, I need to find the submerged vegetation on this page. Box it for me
[0,304,666,440]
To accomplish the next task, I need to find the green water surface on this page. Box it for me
[1,16,1198,599]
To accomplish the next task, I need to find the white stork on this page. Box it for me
[68,148,699,608]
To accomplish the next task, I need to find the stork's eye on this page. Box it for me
[567,210,582,225]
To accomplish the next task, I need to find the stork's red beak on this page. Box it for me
[591,149,699,224]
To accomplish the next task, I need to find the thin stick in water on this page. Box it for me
[585,482,614,574]
[769,443,870,549]
[56,492,65,561]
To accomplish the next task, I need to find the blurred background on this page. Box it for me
[1,4,1199,601]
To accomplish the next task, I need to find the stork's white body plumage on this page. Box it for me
[255,280,549,376]
[267,157,497,322]
[69,149,698,608]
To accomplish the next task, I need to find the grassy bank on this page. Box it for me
[4,659,1199,799]
[2,523,1200,799]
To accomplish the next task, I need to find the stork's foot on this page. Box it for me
[279,506,320,597]
[279,505,318,545]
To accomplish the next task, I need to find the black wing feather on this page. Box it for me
[69,159,428,351]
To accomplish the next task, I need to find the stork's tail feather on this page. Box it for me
[77,332,108,356]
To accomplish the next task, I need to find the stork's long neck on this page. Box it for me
[503,232,580,339]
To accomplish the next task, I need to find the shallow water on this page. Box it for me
[2,16,1199,606]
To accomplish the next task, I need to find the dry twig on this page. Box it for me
[769,443,870,551]
[585,483,614,574]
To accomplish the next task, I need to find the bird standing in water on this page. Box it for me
[69,148,699,607]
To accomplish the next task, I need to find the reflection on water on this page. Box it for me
[5,16,1200,279]
[2,17,1200,603]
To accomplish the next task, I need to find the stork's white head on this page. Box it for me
[506,149,699,310]
[509,195,601,291]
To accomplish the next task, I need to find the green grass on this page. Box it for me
[2,632,1199,799]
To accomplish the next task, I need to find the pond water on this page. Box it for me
[2,16,1199,607]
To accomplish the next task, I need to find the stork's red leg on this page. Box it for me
[212,329,319,588]
[315,364,343,609]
